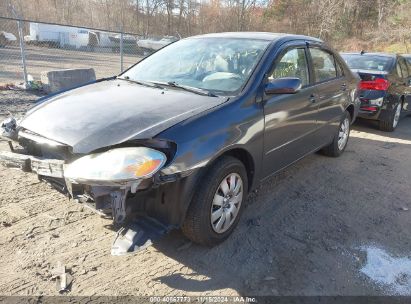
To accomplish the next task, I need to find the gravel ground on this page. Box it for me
[0,90,410,297]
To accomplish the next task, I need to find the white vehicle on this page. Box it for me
[137,36,178,51]
[27,23,116,50]
[27,23,89,49]
[88,31,115,48]
[0,31,17,47]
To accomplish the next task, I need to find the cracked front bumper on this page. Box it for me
[0,144,201,230]
[0,150,65,178]
[0,149,136,224]
[0,149,177,255]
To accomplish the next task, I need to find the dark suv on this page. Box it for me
[341,52,411,131]
[1,33,359,254]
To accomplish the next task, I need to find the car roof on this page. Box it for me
[340,52,397,58]
[188,32,323,43]
[401,54,411,58]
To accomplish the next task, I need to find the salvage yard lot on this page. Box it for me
[0,90,410,296]
[0,45,142,84]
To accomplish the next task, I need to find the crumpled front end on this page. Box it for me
[1,120,168,223]
[1,110,208,256]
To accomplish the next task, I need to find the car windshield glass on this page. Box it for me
[340,54,394,72]
[405,57,411,65]
[121,38,270,95]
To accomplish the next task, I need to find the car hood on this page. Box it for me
[19,79,227,153]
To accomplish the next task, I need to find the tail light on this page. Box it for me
[359,78,390,91]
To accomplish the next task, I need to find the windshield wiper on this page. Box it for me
[118,76,165,90]
[153,81,218,97]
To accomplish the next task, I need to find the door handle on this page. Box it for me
[309,94,316,103]
[341,83,347,91]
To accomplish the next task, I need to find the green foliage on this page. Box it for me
[383,43,411,54]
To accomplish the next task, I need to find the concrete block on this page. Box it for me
[41,68,96,93]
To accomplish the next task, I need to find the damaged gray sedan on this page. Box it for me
[0,33,359,255]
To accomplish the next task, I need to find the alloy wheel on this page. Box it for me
[338,117,350,151]
[210,173,243,234]
[393,103,401,128]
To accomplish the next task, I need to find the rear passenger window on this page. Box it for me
[269,48,309,87]
[310,48,337,83]
[335,59,344,77]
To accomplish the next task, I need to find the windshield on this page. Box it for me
[340,54,394,72]
[122,38,270,95]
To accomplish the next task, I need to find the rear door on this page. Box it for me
[262,43,319,178]
[308,47,347,142]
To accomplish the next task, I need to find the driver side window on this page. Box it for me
[269,48,309,87]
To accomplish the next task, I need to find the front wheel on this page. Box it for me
[182,156,248,246]
[322,111,351,157]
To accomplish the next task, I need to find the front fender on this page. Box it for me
[157,96,265,189]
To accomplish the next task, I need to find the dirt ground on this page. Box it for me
[0,90,410,297]
[0,45,142,84]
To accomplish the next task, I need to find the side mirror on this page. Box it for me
[265,77,302,95]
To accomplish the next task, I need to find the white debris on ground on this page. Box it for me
[359,245,411,295]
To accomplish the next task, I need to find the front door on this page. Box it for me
[262,46,319,178]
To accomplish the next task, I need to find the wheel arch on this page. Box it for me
[346,104,355,123]
[206,147,256,192]
[220,148,255,191]
[172,146,257,228]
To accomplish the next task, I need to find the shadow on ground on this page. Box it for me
[149,114,411,296]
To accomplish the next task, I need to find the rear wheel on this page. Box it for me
[322,111,351,157]
[182,156,248,246]
[379,102,401,132]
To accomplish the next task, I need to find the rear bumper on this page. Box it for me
[357,93,402,121]
[358,108,381,120]
[358,105,396,121]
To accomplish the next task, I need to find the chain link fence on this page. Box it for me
[0,16,162,87]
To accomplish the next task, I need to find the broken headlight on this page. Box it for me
[64,147,166,183]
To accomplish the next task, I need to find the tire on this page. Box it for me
[322,111,351,157]
[379,102,401,132]
[182,156,248,246]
